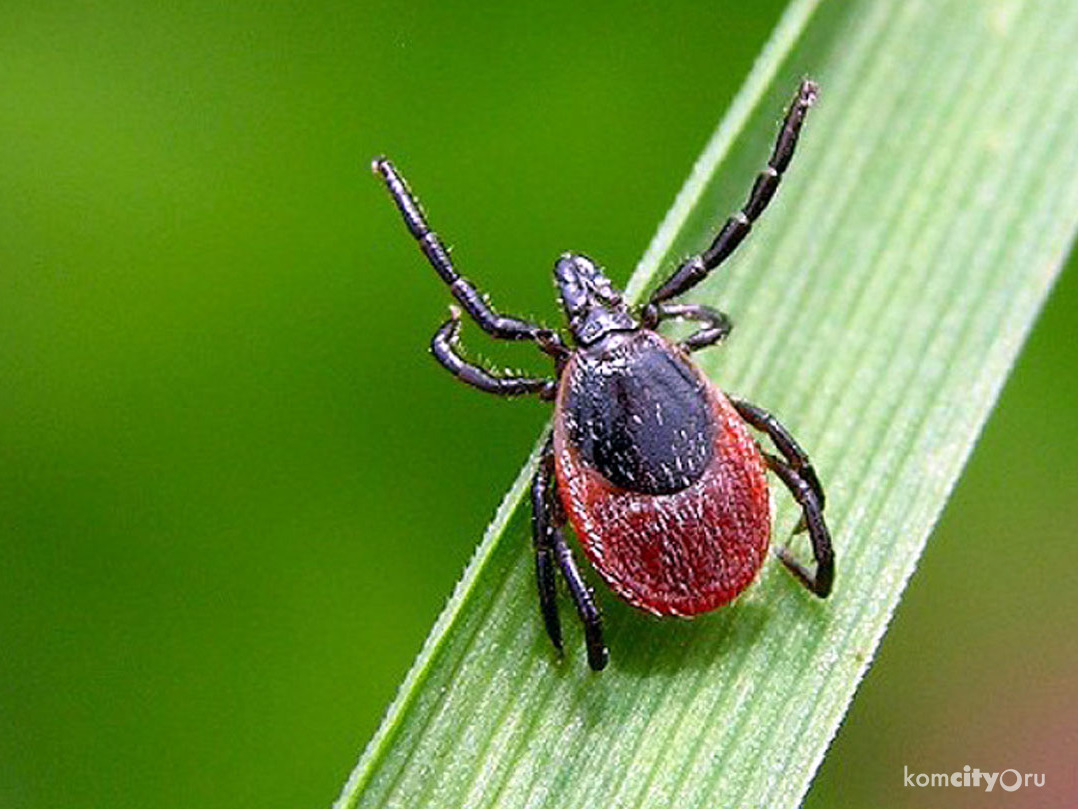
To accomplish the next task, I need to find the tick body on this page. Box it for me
[373,80,832,671]
[554,329,771,618]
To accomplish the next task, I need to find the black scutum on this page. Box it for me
[565,332,715,495]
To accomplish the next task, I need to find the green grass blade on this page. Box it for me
[337,1,1078,807]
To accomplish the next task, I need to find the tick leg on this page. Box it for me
[762,452,833,598]
[554,530,609,671]
[432,308,556,399]
[531,438,564,655]
[373,157,568,360]
[644,302,733,352]
[729,397,825,511]
[648,80,818,305]
[533,438,609,671]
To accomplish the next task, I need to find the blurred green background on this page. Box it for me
[1,2,1074,808]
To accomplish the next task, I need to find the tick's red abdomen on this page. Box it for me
[553,331,770,617]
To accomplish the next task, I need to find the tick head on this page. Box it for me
[554,253,636,345]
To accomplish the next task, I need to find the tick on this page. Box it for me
[373,79,832,671]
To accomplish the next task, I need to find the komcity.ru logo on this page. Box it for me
[903,765,1045,792]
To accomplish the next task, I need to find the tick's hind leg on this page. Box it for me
[532,438,608,671]
[553,526,608,671]
[531,441,564,654]
[762,452,833,598]
[730,397,824,509]
[731,397,833,598]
